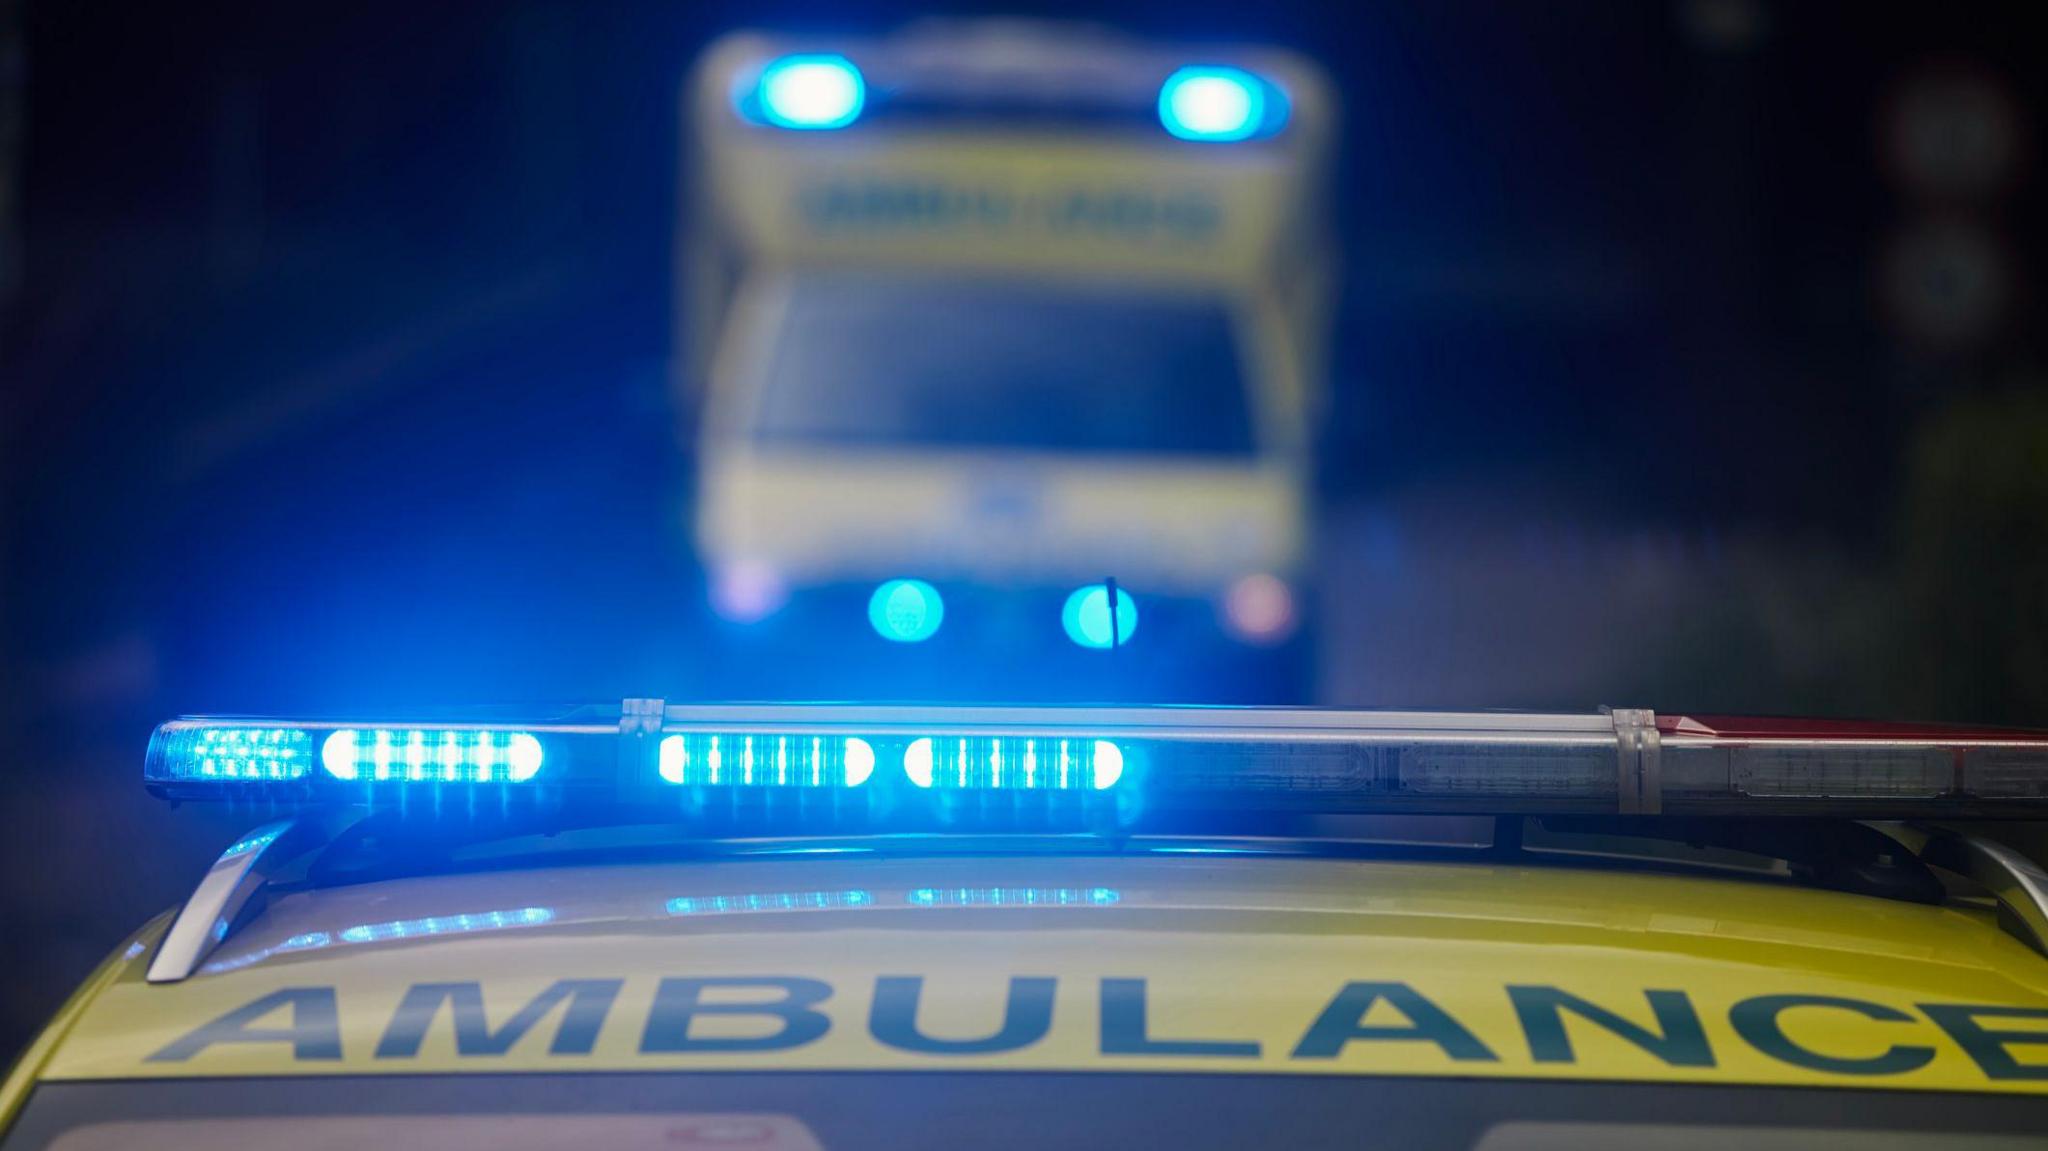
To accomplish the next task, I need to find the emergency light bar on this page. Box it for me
[145,704,2048,821]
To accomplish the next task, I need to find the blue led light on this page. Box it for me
[906,887,1121,907]
[753,54,865,129]
[320,729,543,784]
[1159,66,1280,142]
[150,726,312,782]
[1094,740,1125,787]
[869,579,944,643]
[337,907,553,945]
[658,734,875,787]
[667,890,874,916]
[1062,585,1139,649]
[904,737,1123,790]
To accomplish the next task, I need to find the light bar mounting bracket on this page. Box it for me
[1610,707,1662,815]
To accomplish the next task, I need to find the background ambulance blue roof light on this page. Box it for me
[1159,66,1282,141]
[869,579,944,642]
[753,54,865,129]
[1063,585,1140,648]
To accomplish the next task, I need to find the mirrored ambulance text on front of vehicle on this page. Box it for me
[680,24,1336,700]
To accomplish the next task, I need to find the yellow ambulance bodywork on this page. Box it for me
[9,852,2048,1114]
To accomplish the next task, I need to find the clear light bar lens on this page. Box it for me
[754,54,865,129]
[1733,746,1949,799]
[150,726,312,781]
[1965,749,2048,799]
[905,737,1123,790]
[1400,746,1618,797]
[320,729,544,783]
[658,734,876,788]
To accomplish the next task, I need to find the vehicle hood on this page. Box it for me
[40,854,2048,1094]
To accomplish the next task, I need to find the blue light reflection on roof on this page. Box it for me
[200,903,562,974]
[666,890,874,916]
[338,907,555,944]
[201,931,335,974]
[907,887,1120,907]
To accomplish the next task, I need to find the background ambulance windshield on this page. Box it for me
[749,273,1256,455]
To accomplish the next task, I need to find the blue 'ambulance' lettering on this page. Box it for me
[1730,995,1937,1076]
[1292,981,1497,1062]
[1918,1004,2048,1081]
[376,980,621,1058]
[1099,977,1260,1058]
[141,976,2048,1086]
[640,977,832,1053]
[871,975,1055,1055]
[149,987,342,1062]
[1508,985,1714,1068]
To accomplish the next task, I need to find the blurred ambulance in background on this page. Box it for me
[680,23,1336,701]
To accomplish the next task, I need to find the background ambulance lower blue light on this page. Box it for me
[1063,585,1139,648]
[753,54,865,130]
[319,729,544,783]
[868,579,944,642]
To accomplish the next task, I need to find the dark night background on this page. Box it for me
[2,0,2045,1057]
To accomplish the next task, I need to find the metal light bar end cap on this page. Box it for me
[1609,707,1662,815]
